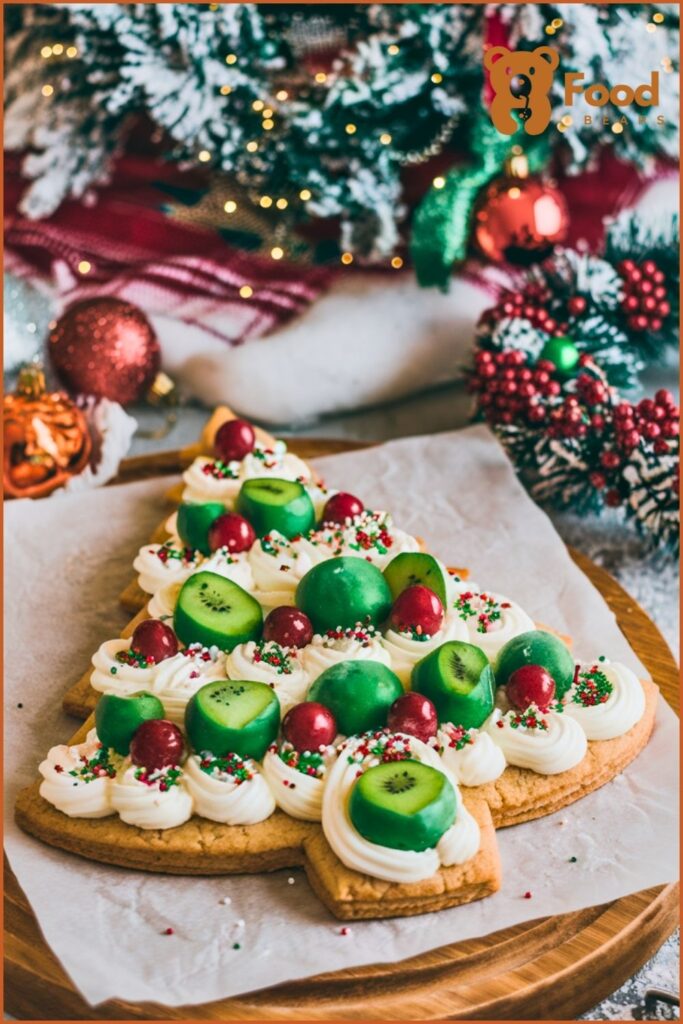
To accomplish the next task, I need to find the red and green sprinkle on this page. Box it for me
[115,647,155,669]
[439,724,475,752]
[507,708,549,731]
[134,765,183,791]
[58,745,116,783]
[198,752,254,783]
[275,742,327,778]
[320,624,378,648]
[571,665,613,707]
[152,541,198,565]
[202,459,238,480]
[454,591,508,633]
[252,640,297,675]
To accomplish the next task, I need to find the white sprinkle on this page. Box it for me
[287,877,295,885]
[219,896,232,905]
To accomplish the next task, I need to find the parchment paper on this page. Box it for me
[4,426,678,1008]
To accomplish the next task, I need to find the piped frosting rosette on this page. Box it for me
[484,698,587,774]
[226,640,310,714]
[91,639,228,723]
[184,752,275,824]
[451,589,535,661]
[322,731,480,884]
[293,510,420,571]
[302,625,392,683]
[437,723,506,787]
[148,581,181,621]
[562,658,646,740]
[181,441,313,506]
[111,762,194,829]
[382,614,469,687]
[133,539,203,594]
[262,741,337,821]
[247,530,316,610]
[39,729,118,818]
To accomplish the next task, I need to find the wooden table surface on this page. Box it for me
[4,442,679,1021]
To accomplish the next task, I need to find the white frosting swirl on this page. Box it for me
[484,703,587,774]
[181,456,242,506]
[133,539,202,595]
[111,762,193,829]
[322,732,479,884]
[91,639,157,696]
[195,548,255,591]
[293,510,420,571]
[39,729,117,818]
[451,589,535,661]
[437,724,506,787]
[262,744,336,821]
[381,613,469,687]
[183,754,275,824]
[563,659,646,740]
[303,626,392,683]
[226,641,309,714]
[148,583,181,622]
[248,531,315,610]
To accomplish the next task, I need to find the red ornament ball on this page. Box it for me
[208,512,256,554]
[387,692,438,743]
[215,419,256,462]
[130,719,184,769]
[282,702,337,752]
[473,176,569,264]
[49,298,160,404]
[131,619,178,664]
[390,585,444,636]
[263,606,314,648]
[322,491,364,524]
[507,665,556,711]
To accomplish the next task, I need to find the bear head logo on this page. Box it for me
[485,45,559,136]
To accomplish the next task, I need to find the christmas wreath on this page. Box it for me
[470,215,679,554]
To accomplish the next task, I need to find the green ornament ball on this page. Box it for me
[539,336,580,376]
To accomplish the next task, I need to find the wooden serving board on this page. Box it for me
[5,441,679,1021]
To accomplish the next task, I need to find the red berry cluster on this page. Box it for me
[469,349,561,425]
[482,282,569,337]
[618,259,670,332]
[612,390,679,454]
[589,389,679,505]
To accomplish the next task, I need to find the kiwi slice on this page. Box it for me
[349,759,456,852]
[95,691,165,756]
[236,478,314,539]
[176,502,225,555]
[495,629,574,697]
[185,679,280,760]
[412,640,494,729]
[383,552,447,606]
[174,571,263,652]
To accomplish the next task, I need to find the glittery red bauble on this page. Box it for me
[473,176,569,265]
[49,298,160,404]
